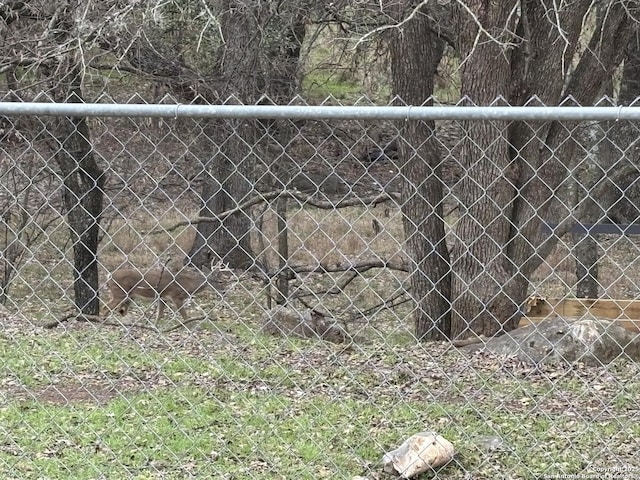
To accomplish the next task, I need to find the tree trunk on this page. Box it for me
[43,3,105,316]
[187,0,262,269]
[500,0,595,307]
[448,0,638,339]
[572,27,640,298]
[508,1,638,283]
[54,90,104,315]
[390,2,450,340]
[275,195,289,304]
[574,232,600,298]
[187,2,305,270]
[188,121,255,269]
[450,0,520,339]
[620,30,640,105]
[573,162,602,299]
[573,4,617,299]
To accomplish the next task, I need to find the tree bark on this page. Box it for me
[450,0,520,338]
[54,85,105,315]
[46,4,105,315]
[188,1,305,270]
[574,231,600,298]
[390,2,450,340]
[0,1,105,315]
[449,0,639,339]
[620,30,640,105]
[572,2,619,299]
[187,0,262,269]
[509,1,639,282]
[573,26,640,298]
[188,120,255,269]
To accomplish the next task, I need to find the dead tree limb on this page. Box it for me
[157,190,401,234]
[274,259,409,279]
[162,315,208,332]
[359,291,412,317]
[43,312,158,331]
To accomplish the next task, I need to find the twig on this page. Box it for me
[291,270,366,301]
[42,312,158,331]
[354,0,432,48]
[262,259,408,285]
[42,312,79,329]
[277,259,409,278]
[295,295,315,311]
[336,291,412,325]
[99,319,159,331]
[330,271,361,293]
[157,190,401,234]
[162,315,207,333]
[444,203,459,217]
[356,291,412,319]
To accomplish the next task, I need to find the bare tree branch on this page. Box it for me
[157,190,401,233]
[279,259,409,277]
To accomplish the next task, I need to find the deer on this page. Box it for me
[105,265,232,324]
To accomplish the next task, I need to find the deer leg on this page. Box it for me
[118,299,131,316]
[105,279,133,317]
[155,298,166,325]
[174,296,191,323]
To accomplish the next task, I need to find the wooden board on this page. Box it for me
[520,297,640,333]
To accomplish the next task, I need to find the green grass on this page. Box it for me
[1,389,365,478]
[302,71,364,102]
[1,322,640,479]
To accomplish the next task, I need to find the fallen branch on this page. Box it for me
[43,311,158,331]
[99,319,159,331]
[162,315,208,332]
[274,259,410,279]
[314,290,411,326]
[43,311,82,329]
[157,189,401,234]
[354,291,412,320]
[328,271,360,293]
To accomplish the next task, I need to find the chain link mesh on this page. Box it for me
[1,95,639,479]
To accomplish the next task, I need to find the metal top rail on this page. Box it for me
[2,102,640,121]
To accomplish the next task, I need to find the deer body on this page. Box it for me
[106,267,226,323]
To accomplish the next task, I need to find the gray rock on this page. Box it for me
[462,316,640,365]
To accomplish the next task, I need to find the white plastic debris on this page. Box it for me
[382,431,455,478]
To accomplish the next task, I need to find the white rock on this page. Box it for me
[382,431,455,478]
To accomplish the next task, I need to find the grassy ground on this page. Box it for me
[3,176,640,478]
[5,24,640,478]
[1,307,640,479]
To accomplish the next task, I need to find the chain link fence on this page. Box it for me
[1,96,640,479]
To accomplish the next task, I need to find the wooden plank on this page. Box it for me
[520,298,640,333]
